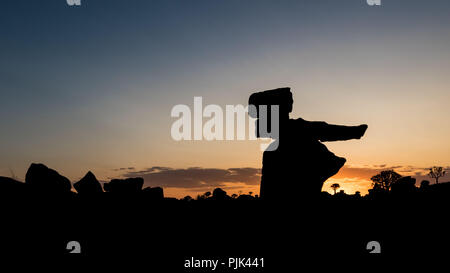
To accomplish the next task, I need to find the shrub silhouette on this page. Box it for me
[370,170,402,192]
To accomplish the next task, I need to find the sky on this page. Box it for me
[1,0,449,198]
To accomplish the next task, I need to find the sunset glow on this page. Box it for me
[1,1,449,198]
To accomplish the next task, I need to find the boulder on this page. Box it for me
[391,176,417,195]
[212,188,229,200]
[74,171,103,195]
[103,177,143,193]
[142,186,164,200]
[0,176,27,195]
[25,163,72,193]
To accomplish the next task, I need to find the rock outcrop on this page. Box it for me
[25,163,72,194]
[142,186,164,200]
[103,177,144,193]
[74,171,103,195]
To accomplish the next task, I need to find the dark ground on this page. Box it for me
[2,192,449,270]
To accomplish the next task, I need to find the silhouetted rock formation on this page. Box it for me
[2,162,450,262]
[25,163,72,194]
[142,186,164,200]
[249,87,367,201]
[420,180,430,189]
[423,181,450,198]
[0,176,27,195]
[212,187,229,200]
[391,176,417,196]
[103,177,144,193]
[74,171,103,195]
[236,194,256,201]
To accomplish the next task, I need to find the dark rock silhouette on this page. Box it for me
[391,176,417,195]
[0,176,27,195]
[424,180,450,198]
[212,187,229,200]
[73,171,103,195]
[420,180,430,189]
[142,186,164,200]
[2,162,450,264]
[236,194,256,201]
[25,163,72,194]
[181,195,193,202]
[103,177,144,193]
[249,87,367,201]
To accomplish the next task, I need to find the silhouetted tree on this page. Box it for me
[249,191,253,196]
[330,183,340,195]
[428,166,446,184]
[370,170,402,191]
[231,193,238,199]
[205,191,211,198]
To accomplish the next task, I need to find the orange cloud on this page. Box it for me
[110,165,449,198]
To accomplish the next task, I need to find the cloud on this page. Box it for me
[115,164,449,194]
[113,167,136,171]
[121,167,261,189]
